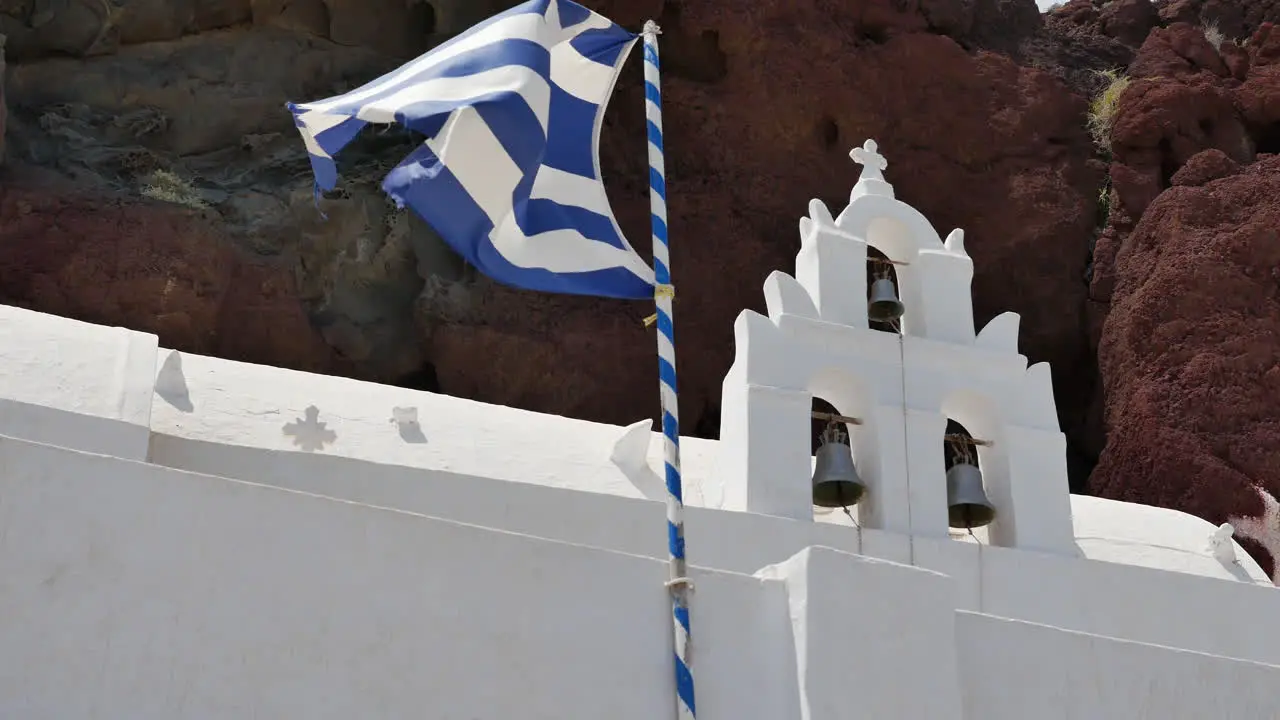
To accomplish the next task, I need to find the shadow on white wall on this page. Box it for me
[283,405,338,452]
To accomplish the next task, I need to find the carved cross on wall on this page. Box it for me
[282,405,337,452]
[850,139,888,183]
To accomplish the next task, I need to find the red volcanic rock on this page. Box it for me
[1099,20,1280,242]
[0,40,6,164]
[1255,22,1280,64]
[1202,0,1280,41]
[1100,23,1253,231]
[1099,0,1159,48]
[1091,155,1280,580]
[0,168,344,375]
[1220,41,1251,80]
[1158,0,1200,26]
[1046,0,1157,49]
[1238,24,1280,136]
[417,0,1101,435]
[1155,0,1280,40]
[1087,11,1280,501]
[0,0,1099,475]
[1053,0,1100,26]
[1170,147,1242,185]
[1106,78,1245,220]
[1128,22,1230,79]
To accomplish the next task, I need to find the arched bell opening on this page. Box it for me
[810,397,867,519]
[866,246,904,333]
[943,418,996,540]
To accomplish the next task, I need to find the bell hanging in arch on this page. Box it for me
[812,424,867,508]
[946,462,996,529]
[868,277,905,324]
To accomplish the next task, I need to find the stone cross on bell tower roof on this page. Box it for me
[849,139,893,198]
[850,139,887,182]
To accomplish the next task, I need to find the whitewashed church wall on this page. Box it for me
[0,397,152,460]
[956,611,1280,719]
[151,428,1280,669]
[0,434,800,720]
[146,433,865,576]
[147,350,722,502]
[758,547,965,719]
[911,533,1280,667]
[0,305,156,459]
[4,431,1280,719]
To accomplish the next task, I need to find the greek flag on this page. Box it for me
[287,0,655,299]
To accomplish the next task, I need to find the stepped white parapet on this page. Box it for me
[0,305,156,459]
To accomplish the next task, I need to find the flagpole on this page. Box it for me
[641,19,695,720]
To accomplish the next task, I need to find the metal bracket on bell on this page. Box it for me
[811,410,862,425]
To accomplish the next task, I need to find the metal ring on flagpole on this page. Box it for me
[665,576,694,591]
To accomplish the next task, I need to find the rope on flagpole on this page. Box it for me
[642,19,695,720]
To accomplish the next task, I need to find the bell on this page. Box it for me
[946,462,996,529]
[868,277,905,323]
[812,426,867,508]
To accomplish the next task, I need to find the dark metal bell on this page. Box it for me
[812,427,866,508]
[946,462,996,529]
[868,277,905,323]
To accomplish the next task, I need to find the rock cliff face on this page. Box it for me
[1087,16,1280,579]
[0,0,1278,576]
[0,0,1108,440]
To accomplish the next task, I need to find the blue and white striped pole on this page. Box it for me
[642,19,695,720]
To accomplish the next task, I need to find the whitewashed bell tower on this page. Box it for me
[713,140,1075,557]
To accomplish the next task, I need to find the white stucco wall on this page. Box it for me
[6,432,1280,720]
[0,305,156,459]
[757,547,964,719]
[147,349,721,503]
[0,434,799,720]
[149,417,1280,668]
[957,612,1280,719]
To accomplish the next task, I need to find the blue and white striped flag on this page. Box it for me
[287,0,655,299]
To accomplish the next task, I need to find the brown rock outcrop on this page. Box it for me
[1091,21,1270,308]
[417,0,1101,440]
[1090,154,1280,579]
[0,0,1103,464]
[1044,0,1155,50]
[0,167,345,375]
[1169,146,1240,185]
[1100,0,1159,48]
[1036,2,1136,97]
[1088,16,1280,577]
[1157,0,1280,42]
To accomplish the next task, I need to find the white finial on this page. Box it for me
[850,139,888,183]
[1208,522,1239,565]
[391,406,419,425]
[610,419,664,501]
